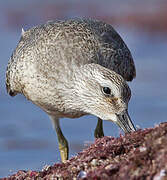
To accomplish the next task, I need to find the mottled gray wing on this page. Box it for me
[88,19,136,81]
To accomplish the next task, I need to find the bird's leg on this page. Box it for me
[94,118,104,138]
[49,116,69,162]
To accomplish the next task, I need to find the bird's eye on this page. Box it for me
[102,87,111,95]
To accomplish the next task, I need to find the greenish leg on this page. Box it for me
[94,118,104,138]
[50,116,69,162]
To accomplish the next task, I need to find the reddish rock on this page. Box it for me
[3,122,167,179]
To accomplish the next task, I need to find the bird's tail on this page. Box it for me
[6,61,18,97]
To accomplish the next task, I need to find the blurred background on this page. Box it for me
[0,0,167,177]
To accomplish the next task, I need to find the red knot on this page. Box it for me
[6,18,136,162]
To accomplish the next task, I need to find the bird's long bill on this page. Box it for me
[116,110,136,133]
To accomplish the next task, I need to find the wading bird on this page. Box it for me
[6,18,136,162]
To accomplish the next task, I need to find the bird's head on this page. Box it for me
[71,63,136,133]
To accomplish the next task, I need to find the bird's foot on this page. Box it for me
[94,128,104,138]
[94,118,104,138]
[59,142,69,163]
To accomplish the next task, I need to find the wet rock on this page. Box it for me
[3,122,167,179]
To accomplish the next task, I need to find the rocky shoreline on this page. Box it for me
[2,122,167,179]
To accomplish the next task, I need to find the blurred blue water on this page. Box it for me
[0,1,167,178]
